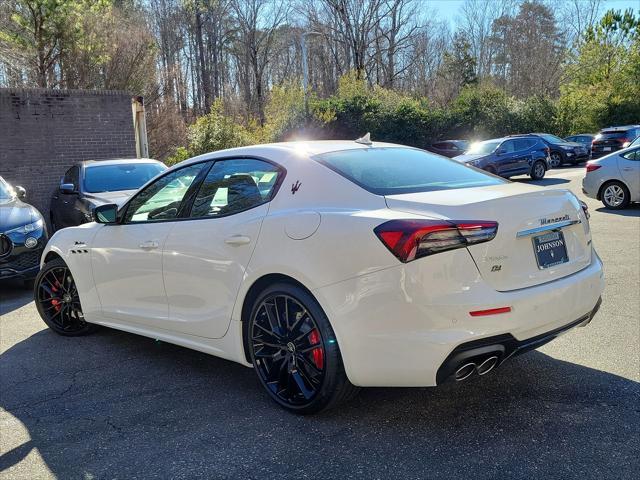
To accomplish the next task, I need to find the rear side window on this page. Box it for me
[622,149,640,161]
[514,139,533,151]
[313,147,506,196]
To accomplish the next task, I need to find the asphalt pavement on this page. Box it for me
[1,166,639,479]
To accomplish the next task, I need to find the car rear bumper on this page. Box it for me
[315,249,604,387]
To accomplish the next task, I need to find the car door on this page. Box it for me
[162,158,284,338]
[91,162,210,325]
[494,139,517,175]
[619,148,640,200]
[512,138,534,174]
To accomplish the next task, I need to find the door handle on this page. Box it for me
[225,235,251,246]
[139,240,159,250]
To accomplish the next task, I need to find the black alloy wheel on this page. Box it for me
[34,258,96,336]
[248,283,358,413]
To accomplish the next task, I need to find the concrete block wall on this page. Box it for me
[0,88,136,222]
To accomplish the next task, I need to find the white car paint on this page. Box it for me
[582,146,640,205]
[41,141,604,387]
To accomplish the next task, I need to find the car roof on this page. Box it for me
[177,140,408,168]
[600,125,640,132]
[80,158,163,168]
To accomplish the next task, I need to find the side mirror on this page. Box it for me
[94,204,119,224]
[60,183,77,194]
[15,186,26,199]
[495,148,506,155]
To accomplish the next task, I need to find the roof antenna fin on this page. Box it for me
[355,132,372,146]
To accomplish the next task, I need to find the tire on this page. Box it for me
[34,258,97,336]
[549,152,563,168]
[530,160,546,180]
[600,181,630,210]
[247,282,359,414]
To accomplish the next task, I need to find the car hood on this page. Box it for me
[0,198,41,232]
[83,189,137,207]
[556,141,583,149]
[452,153,487,163]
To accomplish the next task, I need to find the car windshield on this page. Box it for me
[0,177,15,203]
[84,163,166,193]
[466,140,501,155]
[314,147,506,196]
[539,134,566,144]
[631,136,640,147]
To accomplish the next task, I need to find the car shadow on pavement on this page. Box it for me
[595,205,640,217]
[1,326,639,478]
[0,281,33,315]
[513,177,571,186]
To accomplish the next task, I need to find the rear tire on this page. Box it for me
[34,258,97,336]
[600,181,630,209]
[247,282,359,414]
[530,160,546,180]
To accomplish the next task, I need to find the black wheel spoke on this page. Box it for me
[37,265,86,333]
[251,293,326,406]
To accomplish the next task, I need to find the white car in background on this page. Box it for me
[583,146,640,209]
[35,140,604,413]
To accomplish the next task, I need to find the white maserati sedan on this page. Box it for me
[35,140,604,413]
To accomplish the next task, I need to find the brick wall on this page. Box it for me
[0,88,136,223]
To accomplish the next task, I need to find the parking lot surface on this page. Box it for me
[1,166,639,479]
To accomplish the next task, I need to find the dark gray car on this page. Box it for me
[50,159,166,231]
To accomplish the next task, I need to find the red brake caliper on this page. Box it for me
[50,284,61,312]
[308,329,324,370]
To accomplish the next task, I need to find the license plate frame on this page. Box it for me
[532,231,569,269]
[603,146,612,152]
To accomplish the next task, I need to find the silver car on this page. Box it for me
[582,146,640,209]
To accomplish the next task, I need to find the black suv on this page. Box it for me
[591,125,640,159]
[529,133,589,167]
[0,176,48,285]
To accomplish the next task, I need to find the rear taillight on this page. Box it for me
[586,163,601,173]
[374,219,498,263]
[579,200,590,220]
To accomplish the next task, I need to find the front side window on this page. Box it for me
[500,140,516,153]
[84,163,166,193]
[189,159,281,218]
[622,149,640,161]
[63,166,79,186]
[314,147,505,196]
[513,139,532,151]
[467,140,501,155]
[124,163,208,223]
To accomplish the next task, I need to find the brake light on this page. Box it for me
[586,163,601,173]
[374,219,498,263]
[579,200,590,220]
[469,307,511,317]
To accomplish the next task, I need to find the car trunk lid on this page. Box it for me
[384,184,592,291]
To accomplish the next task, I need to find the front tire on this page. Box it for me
[530,160,546,180]
[549,152,562,168]
[34,258,96,336]
[247,283,358,414]
[601,181,630,209]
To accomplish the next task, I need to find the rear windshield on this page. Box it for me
[84,163,166,193]
[599,131,631,139]
[313,147,506,195]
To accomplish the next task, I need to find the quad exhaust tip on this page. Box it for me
[477,356,499,376]
[454,363,476,381]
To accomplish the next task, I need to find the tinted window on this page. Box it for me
[599,131,630,139]
[190,159,281,218]
[539,134,565,144]
[84,163,166,193]
[514,139,532,151]
[622,149,640,161]
[125,163,208,223]
[432,142,448,149]
[63,166,79,186]
[314,147,505,196]
[501,140,516,153]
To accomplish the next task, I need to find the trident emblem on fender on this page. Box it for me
[291,181,302,194]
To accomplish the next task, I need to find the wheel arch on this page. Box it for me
[597,178,630,201]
